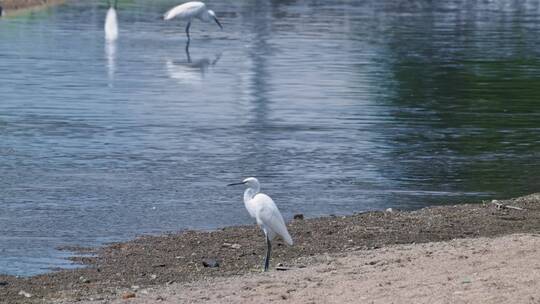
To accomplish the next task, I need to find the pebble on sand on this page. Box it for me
[223,242,242,249]
[202,258,220,268]
[18,290,32,298]
[79,276,90,283]
[122,291,136,299]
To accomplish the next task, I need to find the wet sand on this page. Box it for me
[1,193,540,303]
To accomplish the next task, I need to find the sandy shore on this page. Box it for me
[75,233,540,304]
[1,193,540,303]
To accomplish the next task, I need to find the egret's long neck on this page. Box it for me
[243,185,259,203]
[201,10,210,21]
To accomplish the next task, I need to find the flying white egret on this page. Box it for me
[163,1,222,41]
[228,177,293,272]
[104,0,118,41]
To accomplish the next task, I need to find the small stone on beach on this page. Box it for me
[152,263,167,268]
[18,290,32,298]
[122,291,136,299]
[222,242,241,249]
[79,276,90,283]
[202,258,220,268]
[294,214,304,220]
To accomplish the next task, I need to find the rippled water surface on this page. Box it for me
[1,0,540,275]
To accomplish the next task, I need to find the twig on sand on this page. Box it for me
[490,200,525,211]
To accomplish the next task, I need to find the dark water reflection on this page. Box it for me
[0,0,539,275]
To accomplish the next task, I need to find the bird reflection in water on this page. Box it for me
[165,43,221,85]
[105,41,116,87]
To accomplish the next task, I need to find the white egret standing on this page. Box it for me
[105,0,118,41]
[228,177,293,272]
[163,1,222,41]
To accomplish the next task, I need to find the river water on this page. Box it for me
[1,0,540,275]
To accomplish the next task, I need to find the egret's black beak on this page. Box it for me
[227,181,246,186]
[214,17,223,30]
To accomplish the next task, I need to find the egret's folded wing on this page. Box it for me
[163,2,205,20]
[254,194,293,245]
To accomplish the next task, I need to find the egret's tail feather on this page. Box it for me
[163,8,175,20]
[163,13,172,21]
[282,231,293,246]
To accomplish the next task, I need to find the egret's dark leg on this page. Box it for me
[185,21,191,41]
[264,235,272,272]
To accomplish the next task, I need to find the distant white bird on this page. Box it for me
[104,0,118,41]
[228,177,293,272]
[163,1,222,41]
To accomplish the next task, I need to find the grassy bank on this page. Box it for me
[0,0,64,15]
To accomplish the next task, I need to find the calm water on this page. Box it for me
[1,0,540,276]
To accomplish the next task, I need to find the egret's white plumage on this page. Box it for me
[228,177,293,271]
[104,5,118,41]
[164,1,206,21]
[163,1,222,41]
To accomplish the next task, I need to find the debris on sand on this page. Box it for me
[202,259,220,268]
[17,290,32,298]
[122,291,136,299]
